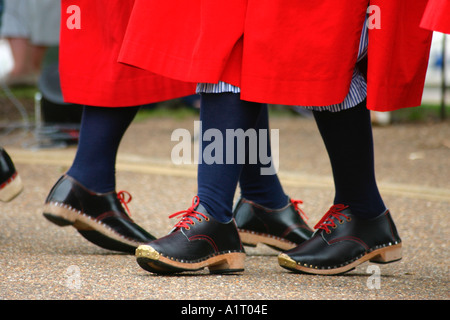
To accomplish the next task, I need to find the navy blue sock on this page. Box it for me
[197,93,263,222]
[67,105,139,193]
[312,100,386,218]
[238,104,288,209]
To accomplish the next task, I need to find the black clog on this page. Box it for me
[278,204,402,275]
[43,175,156,253]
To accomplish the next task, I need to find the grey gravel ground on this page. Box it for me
[0,114,448,301]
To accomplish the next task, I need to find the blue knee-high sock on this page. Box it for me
[197,93,263,222]
[67,105,139,193]
[238,104,288,209]
[312,100,386,218]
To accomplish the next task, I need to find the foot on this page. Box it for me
[0,148,23,202]
[136,196,245,274]
[278,204,402,275]
[43,175,156,253]
[233,198,313,250]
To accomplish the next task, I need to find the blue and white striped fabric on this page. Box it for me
[197,18,369,113]
[196,81,240,94]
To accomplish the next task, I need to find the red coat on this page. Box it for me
[59,0,195,107]
[119,0,433,111]
[421,0,450,34]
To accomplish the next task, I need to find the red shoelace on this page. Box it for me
[169,196,208,230]
[117,190,133,216]
[290,199,309,221]
[314,204,350,233]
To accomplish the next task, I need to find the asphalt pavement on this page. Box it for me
[0,113,448,301]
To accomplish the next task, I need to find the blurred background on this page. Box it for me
[0,1,448,148]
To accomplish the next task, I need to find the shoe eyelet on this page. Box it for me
[185,227,190,230]
[332,224,337,229]
[205,217,210,221]
[339,220,344,224]
[326,230,331,234]
[198,219,202,222]
[346,217,352,222]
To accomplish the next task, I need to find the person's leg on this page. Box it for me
[66,105,139,193]
[6,38,31,76]
[29,44,47,72]
[1,0,39,84]
[196,92,263,222]
[312,100,386,218]
[43,105,156,253]
[238,103,288,209]
[233,104,313,250]
[279,101,402,275]
[136,93,261,274]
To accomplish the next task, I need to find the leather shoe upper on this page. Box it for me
[233,197,313,244]
[45,175,156,245]
[148,198,244,262]
[283,205,402,269]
